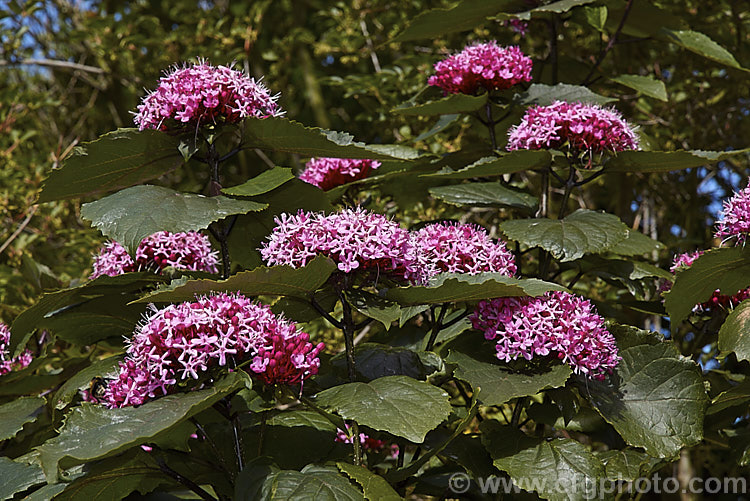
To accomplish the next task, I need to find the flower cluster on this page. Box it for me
[134,61,283,130]
[259,207,419,280]
[99,293,323,408]
[504,19,529,36]
[0,323,32,376]
[667,251,750,310]
[411,222,516,279]
[299,157,381,191]
[507,100,640,155]
[335,425,399,458]
[428,41,532,95]
[715,183,750,244]
[91,231,219,279]
[471,291,619,379]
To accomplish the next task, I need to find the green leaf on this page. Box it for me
[37,128,186,203]
[0,457,46,500]
[135,255,337,303]
[481,420,605,501]
[429,182,538,211]
[242,117,422,160]
[582,5,607,31]
[314,375,451,443]
[664,247,750,330]
[222,167,294,197]
[446,350,571,406]
[708,379,750,415]
[661,29,744,69]
[514,0,596,18]
[392,93,487,116]
[500,209,630,262]
[719,299,750,361]
[605,149,750,173]
[587,324,708,458]
[0,396,45,441]
[253,466,365,501]
[610,74,667,101]
[424,151,551,179]
[38,372,245,481]
[53,355,123,410]
[331,343,435,382]
[386,273,566,305]
[606,229,665,256]
[347,291,401,330]
[414,114,460,142]
[518,83,617,106]
[81,185,267,254]
[596,449,656,481]
[337,463,402,501]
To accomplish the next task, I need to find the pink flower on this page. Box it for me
[715,183,750,244]
[504,19,529,36]
[299,158,381,191]
[428,41,532,95]
[134,61,283,130]
[667,251,750,310]
[507,101,640,155]
[91,231,219,279]
[336,425,399,458]
[471,291,619,380]
[411,222,516,279]
[0,322,32,376]
[98,293,322,408]
[259,208,419,281]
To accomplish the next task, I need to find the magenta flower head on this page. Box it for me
[428,41,532,95]
[335,425,398,457]
[715,183,750,244]
[507,101,640,155]
[259,207,419,281]
[411,222,516,279]
[98,293,323,408]
[91,231,219,279]
[134,61,283,130]
[666,251,750,310]
[471,291,619,380]
[299,157,381,191]
[0,322,32,376]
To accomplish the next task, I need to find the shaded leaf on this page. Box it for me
[595,449,656,481]
[514,0,596,19]
[0,457,46,500]
[53,356,123,410]
[429,182,537,211]
[392,93,487,116]
[708,379,750,415]
[661,29,744,70]
[605,149,750,173]
[414,114,460,142]
[337,463,402,501]
[253,465,365,501]
[347,290,401,330]
[424,151,551,179]
[0,396,45,441]
[606,230,664,256]
[610,74,667,101]
[222,167,294,197]
[331,343,434,382]
[719,299,750,361]
[518,83,617,106]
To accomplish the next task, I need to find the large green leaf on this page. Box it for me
[0,396,46,441]
[331,343,435,382]
[135,255,337,303]
[81,185,267,254]
[392,93,487,116]
[53,355,123,410]
[606,229,664,256]
[610,74,667,101]
[314,375,451,443]
[0,457,46,500]
[500,209,630,262]
[661,29,745,70]
[596,449,658,481]
[222,167,294,197]
[429,182,537,211]
[518,83,617,106]
[446,350,571,406]
[37,128,187,203]
[38,372,245,481]
[718,299,750,361]
[513,0,596,19]
[424,151,551,179]
[605,149,750,173]
[386,273,566,305]
[587,325,708,458]
[250,465,365,501]
[336,463,402,501]
[241,117,421,160]
[481,420,605,501]
[347,290,401,330]
[664,247,750,330]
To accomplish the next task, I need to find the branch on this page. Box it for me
[581,0,635,85]
[0,58,105,74]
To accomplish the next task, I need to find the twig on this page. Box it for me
[425,303,448,352]
[0,58,105,74]
[154,456,217,501]
[0,206,37,255]
[310,295,343,329]
[582,0,635,85]
[359,18,381,73]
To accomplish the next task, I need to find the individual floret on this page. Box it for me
[299,157,381,191]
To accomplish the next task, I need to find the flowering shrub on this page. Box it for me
[715,182,750,244]
[428,41,532,94]
[91,231,219,278]
[0,322,32,376]
[134,61,283,130]
[299,157,381,190]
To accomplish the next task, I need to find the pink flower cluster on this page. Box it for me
[335,425,399,458]
[668,251,750,310]
[134,62,283,130]
[715,183,750,244]
[504,19,529,36]
[299,157,381,191]
[507,101,640,155]
[91,231,219,279]
[471,291,619,380]
[411,222,516,279]
[428,41,533,95]
[0,323,32,376]
[99,293,323,408]
[259,208,419,280]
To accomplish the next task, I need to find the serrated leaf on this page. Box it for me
[0,396,45,441]
[347,291,401,330]
[661,29,744,70]
[81,185,267,254]
[719,299,750,361]
[664,247,750,331]
[53,356,123,410]
[386,273,566,305]
[605,149,750,173]
[392,93,487,116]
[37,129,186,203]
[610,74,667,101]
[0,457,46,500]
[587,324,708,458]
[596,449,655,481]
[255,466,365,501]
[447,350,571,406]
[424,150,551,179]
[222,167,294,197]
[518,83,617,106]
[500,209,630,262]
[606,229,664,256]
[314,375,451,443]
[38,373,245,481]
[430,182,537,211]
[337,463,402,501]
